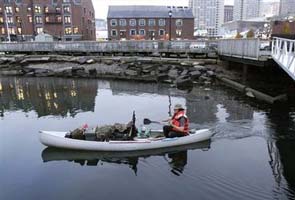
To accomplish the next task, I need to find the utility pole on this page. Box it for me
[168,10,172,41]
[4,7,11,42]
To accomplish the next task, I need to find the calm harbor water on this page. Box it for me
[1,77,295,200]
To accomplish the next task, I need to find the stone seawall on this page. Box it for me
[0,55,220,90]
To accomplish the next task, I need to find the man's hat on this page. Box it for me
[174,104,185,110]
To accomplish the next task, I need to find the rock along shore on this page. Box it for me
[0,55,222,89]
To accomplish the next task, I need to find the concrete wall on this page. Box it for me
[0,40,210,54]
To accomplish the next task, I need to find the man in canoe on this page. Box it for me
[163,104,189,138]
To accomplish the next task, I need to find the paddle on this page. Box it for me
[128,111,136,138]
[143,118,163,125]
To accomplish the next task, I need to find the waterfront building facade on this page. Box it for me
[224,5,233,23]
[0,0,95,41]
[189,0,224,37]
[260,1,279,17]
[279,0,295,16]
[107,5,194,40]
[234,0,261,21]
[96,18,107,41]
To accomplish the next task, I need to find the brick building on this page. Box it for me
[107,6,194,41]
[0,0,95,41]
[271,20,295,39]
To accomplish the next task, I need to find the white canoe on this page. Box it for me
[39,129,213,152]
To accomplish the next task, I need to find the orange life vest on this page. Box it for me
[171,110,189,135]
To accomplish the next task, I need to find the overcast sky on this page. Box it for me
[93,0,276,19]
[93,0,192,19]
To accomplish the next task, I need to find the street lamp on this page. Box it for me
[168,10,172,41]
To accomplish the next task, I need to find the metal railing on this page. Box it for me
[218,39,271,60]
[272,37,295,81]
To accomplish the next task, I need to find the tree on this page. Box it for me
[235,32,243,39]
[246,29,255,38]
[283,22,291,34]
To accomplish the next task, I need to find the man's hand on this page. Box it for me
[162,118,171,123]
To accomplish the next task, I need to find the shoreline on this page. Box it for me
[0,54,292,104]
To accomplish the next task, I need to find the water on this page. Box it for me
[1,77,295,200]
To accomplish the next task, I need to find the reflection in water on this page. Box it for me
[167,151,187,176]
[186,87,254,124]
[266,105,295,197]
[267,139,283,186]
[2,76,295,198]
[42,140,211,176]
[0,77,97,117]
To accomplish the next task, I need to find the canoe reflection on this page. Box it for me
[42,140,211,175]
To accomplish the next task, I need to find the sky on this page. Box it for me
[94,0,190,19]
[93,0,277,19]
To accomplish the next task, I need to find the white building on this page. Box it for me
[260,1,280,17]
[234,0,261,21]
[189,0,224,37]
[95,19,108,41]
[280,0,295,15]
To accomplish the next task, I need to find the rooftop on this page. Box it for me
[107,5,194,19]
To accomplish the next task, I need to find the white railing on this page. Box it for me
[272,37,295,81]
[218,39,271,60]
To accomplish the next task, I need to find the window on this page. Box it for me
[44,7,49,13]
[176,19,183,26]
[0,17,3,23]
[119,30,126,37]
[56,7,61,12]
[111,29,117,36]
[35,16,42,24]
[63,0,71,2]
[176,29,182,37]
[73,27,79,34]
[34,6,41,14]
[56,16,62,23]
[119,19,126,26]
[15,7,20,13]
[5,6,13,14]
[7,17,13,24]
[63,6,70,13]
[130,29,136,36]
[148,30,155,36]
[17,27,22,34]
[36,27,43,34]
[28,15,32,23]
[0,7,2,13]
[139,19,145,26]
[110,19,117,26]
[64,16,71,24]
[16,16,22,23]
[65,27,72,35]
[1,27,5,34]
[159,29,165,36]
[8,27,15,34]
[129,19,136,26]
[159,19,165,26]
[27,7,32,12]
[148,19,155,26]
[139,29,145,35]
[45,16,50,23]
